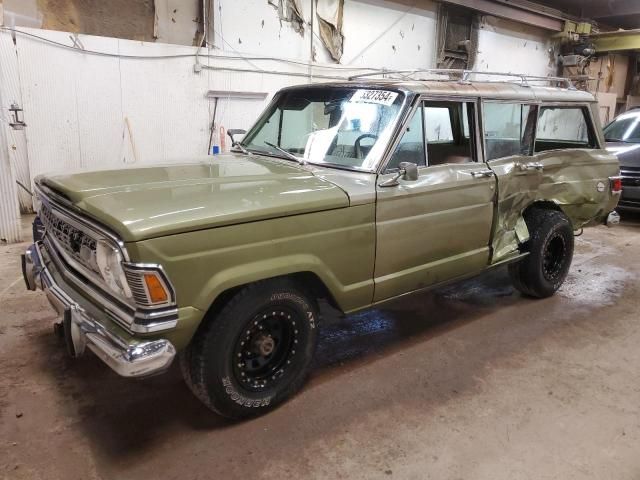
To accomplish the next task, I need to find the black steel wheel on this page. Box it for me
[509,208,574,298]
[232,307,301,391]
[542,233,567,281]
[181,278,319,419]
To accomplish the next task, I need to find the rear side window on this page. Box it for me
[535,107,596,152]
[483,102,534,161]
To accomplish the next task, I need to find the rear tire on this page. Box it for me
[182,278,319,419]
[509,208,574,298]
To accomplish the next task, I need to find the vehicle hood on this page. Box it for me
[605,141,640,168]
[38,154,350,242]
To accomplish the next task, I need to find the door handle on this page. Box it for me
[520,162,544,171]
[469,169,494,178]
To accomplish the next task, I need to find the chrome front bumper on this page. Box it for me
[22,241,176,377]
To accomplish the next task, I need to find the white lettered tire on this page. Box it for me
[181,278,319,419]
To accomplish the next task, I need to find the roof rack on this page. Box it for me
[348,69,574,90]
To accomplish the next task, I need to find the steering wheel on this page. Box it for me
[354,134,378,159]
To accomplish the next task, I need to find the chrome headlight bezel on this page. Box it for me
[96,239,133,300]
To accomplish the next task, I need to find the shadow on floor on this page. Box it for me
[27,266,526,461]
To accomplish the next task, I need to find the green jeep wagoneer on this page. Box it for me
[22,71,621,418]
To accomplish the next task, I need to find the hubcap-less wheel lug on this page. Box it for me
[232,309,299,392]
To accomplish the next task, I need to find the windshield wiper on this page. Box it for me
[264,141,305,165]
[305,160,371,172]
[231,142,252,155]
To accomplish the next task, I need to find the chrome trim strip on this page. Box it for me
[35,183,130,261]
[43,236,178,333]
[122,262,177,309]
[43,236,136,331]
[35,184,178,331]
[43,229,178,333]
[23,241,176,377]
[46,228,136,308]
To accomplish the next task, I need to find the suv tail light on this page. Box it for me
[610,176,622,194]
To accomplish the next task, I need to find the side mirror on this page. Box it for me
[379,162,419,187]
[227,129,247,146]
[399,162,418,181]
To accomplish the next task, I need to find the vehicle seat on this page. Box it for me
[427,143,472,165]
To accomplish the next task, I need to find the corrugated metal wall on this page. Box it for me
[0,31,23,242]
[0,32,31,213]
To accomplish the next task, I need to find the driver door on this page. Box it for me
[373,98,496,302]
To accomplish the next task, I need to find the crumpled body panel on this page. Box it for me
[489,149,620,263]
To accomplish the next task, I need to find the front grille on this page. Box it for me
[40,202,99,275]
[621,167,640,187]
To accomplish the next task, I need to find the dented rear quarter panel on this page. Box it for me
[535,149,619,225]
[490,147,619,263]
[488,99,619,263]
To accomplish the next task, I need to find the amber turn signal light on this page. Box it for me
[143,273,169,303]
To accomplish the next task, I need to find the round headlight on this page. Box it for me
[96,240,132,299]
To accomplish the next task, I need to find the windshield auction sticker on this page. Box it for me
[350,89,398,106]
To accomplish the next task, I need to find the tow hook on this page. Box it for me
[606,211,621,227]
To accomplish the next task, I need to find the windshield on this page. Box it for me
[241,87,406,171]
[604,112,640,143]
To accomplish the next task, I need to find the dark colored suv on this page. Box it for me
[605,108,640,211]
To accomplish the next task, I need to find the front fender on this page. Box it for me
[193,254,365,313]
[125,205,377,325]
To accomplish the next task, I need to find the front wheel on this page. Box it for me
[181,278,319,419]
[509,208,574,298]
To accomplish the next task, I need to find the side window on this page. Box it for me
[483,102,534,161]
[386,106,426,171]
[425,101,476,166]
[535,107,595,152]
[424,107,454,143]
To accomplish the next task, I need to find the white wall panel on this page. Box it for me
[339,0,438,69]
[213,0,313,62]
[16,29,83,178]
[474,16,554,77]
[214,0,438,70]
[118,41,211,162]
[73,35,123,169]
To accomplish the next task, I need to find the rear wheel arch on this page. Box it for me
[523,200,563,217]
[515,200,570,246]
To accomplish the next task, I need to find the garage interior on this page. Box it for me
[1,0,640,478]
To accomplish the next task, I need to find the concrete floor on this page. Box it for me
[1,213,640,480]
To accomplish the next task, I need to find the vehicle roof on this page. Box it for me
[283,80,596,103]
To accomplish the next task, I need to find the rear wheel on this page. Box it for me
[509,208,574,298]
[181,278,319,419]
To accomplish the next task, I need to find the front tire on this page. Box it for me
[182,278,319,419]
[509,208,574,298]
